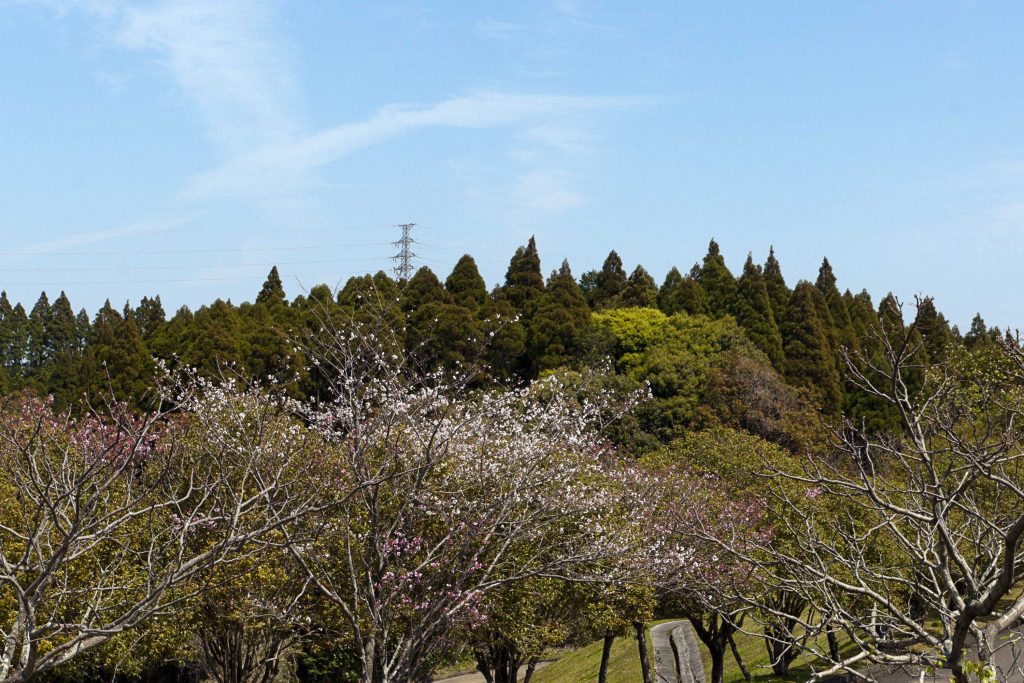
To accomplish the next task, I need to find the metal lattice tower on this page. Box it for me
[391,223,417,282]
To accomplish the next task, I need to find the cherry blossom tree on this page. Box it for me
[286,312,648,683]
[0,375,329,683]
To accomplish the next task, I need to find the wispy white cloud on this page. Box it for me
[185,91,639,199]
[25,1,644,225]
[117,0,298,152]
[26,0,297,152]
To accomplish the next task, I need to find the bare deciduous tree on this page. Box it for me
[700,305,1024,683]
[0,376,328,683]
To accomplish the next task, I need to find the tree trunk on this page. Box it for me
[826,626,841,662]
[708,643,726,683]
[474,650,495,683]
[634,622,653,683]
[496,643,519,683]
[598,631,615,683]
[522,657,538,683]
[765,622,798,676]
[727,633,751,682]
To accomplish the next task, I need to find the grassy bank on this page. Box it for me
[531,619,856,683]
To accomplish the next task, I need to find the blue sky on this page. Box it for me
[1,1,1022,328]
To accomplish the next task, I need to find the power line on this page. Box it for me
[0,256,380,274]
[391,223,417,282]
[0,242,392,258]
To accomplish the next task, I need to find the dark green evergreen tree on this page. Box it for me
[589,251,628,310]
[247,270,301,388]
[842,290,900,433]
[48,292,79,358]
[913,297,953,362]
[5,303,28,382]
[659,266,709,315]
[44,293,83,406]
[815,258,857,353]
[134,295,167,342]
[698,240,736,317]
[479,292,527,381]
[657,267,685,315]
[179,300,247,377]
[877,293,929,403]
[445,255,489,312]
[763,246,790,318]
[0,293,19,390]
[26,292,50,371]
[407,300,481,373]
[75,308,90,350]
[734,255,784,368]
[401,267,481,371]
[501,237,545,318]
[779,281,842,415]
[256,266,287,308]
[620,265,658,308]
[528,260,591,372]
[964,313,991,350]
[401,267,452,312]
[149,305,193,362]
[85,300,153,405]
[579,269,599,309]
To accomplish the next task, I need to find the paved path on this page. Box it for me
[433,661,550,683]
[652,620,705,683]
[652,621,684,682]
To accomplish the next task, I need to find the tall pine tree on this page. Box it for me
[815,258,857,354]
[445,255,489,312]
[528,260,591,373]
[619,265,658,308]
[914,297,953,362]
[256,266,287,308]
[762,246,790,319]
[698,239,736,317]
[501,237,545,319]
[779,281,842,415]
[734,255,784,368]
[590,251,628,310]
[656,265,709,316]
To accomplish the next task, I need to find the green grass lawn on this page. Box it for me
[530,621,666,683]
[530,619,858,683]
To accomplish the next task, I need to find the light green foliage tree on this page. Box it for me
[590,307,667,369]
[623,313,766,441]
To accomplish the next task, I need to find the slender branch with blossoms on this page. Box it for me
[285,306,650,683]
[0,372,332,683]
